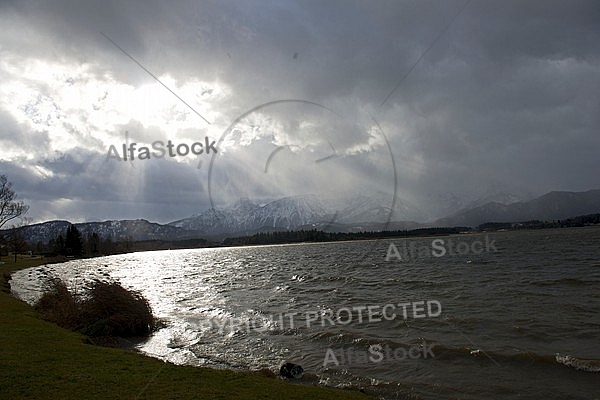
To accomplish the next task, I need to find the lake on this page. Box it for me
[11,226,600,399]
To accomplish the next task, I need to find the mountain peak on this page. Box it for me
[435,189,600,227]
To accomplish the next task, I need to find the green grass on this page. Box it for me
[0,256,370,399]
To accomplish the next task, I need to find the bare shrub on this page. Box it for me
[35,278,80,330]
[81,280,156,337]
[35,277,156,338]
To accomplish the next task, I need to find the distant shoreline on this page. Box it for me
[6,216,598,261]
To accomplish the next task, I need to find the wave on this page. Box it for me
[431,344,600,374]
[531,278,597,287]
[303,330,600,375]
[555,354,600,373]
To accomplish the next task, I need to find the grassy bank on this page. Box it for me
[0,256,369,399]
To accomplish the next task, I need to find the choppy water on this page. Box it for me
[11,227,600,399]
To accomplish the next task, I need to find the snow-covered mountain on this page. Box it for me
[168,192,430,237]
[5,219,195,245]
[461,192,525,211]
[421,190,527,221]
[169,195,332,236]
[328,192,425,227]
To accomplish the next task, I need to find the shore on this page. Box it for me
[0,255,370,399]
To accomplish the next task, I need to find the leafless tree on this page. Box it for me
[0,175,29,229]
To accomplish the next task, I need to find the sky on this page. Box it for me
[0,0,599,224]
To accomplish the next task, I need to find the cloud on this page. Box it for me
[0,0,599,224]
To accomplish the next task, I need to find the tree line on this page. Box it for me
[2,223,128,258]
[477,213,600,231]
[223,227,471,246]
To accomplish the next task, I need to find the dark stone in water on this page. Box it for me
[279,362,304,379]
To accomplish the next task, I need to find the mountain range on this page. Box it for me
[5,189,600,245]
[435,189,600,227]
[8,219,197,245]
